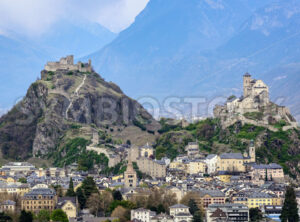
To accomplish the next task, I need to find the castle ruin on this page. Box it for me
[44,55,92,72]
[214,73,298,131]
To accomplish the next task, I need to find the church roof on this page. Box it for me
[220,153,244,159]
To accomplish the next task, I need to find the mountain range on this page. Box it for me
[1,0,300,122]
[87,0,300,121]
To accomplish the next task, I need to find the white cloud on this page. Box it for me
[0,0,149,36]
[274,75,287,81]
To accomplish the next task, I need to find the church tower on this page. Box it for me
[243,73,252,98]
[124,159,137,188]
[249,140,256,163]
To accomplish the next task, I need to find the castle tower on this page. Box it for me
[124,159,137,188]
[249,140,256,163]
[243,73,252,98]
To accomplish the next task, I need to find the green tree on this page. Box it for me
[19,210,33,222]
[81,177,98,199]
[193,211,203,222]
[249,208,263,222]
[76,187,86,209]
[280,186,299,222]
[50,209,68,222]
[0,212,12,221]
[66,178,76,197]
[188,199,199,215]
[18,178,27,183]
[112,190,123,201]
[37,210,50,222]
[265,169,268,181]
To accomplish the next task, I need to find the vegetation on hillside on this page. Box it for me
[50,137,109,171]
[155,118,300,178]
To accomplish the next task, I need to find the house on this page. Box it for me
[169,204,192,222]
[204,154,219,174]
[218,153,247,172]
[249,163,284,182]
[195,190,226,209]
[206,203,249,222]
[150,213,173,222]
[21,188,57,214]
[131,208,156,222]
[57,197,77,219]
[187,160,206,175]
[185,142,200,159]
[0,200,16,213]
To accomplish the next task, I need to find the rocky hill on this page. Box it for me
[0,60,160,161]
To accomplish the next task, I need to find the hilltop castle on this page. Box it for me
[44,55,92,72]
[214,73,298,131]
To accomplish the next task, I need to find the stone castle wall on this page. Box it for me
[44,55,92,72]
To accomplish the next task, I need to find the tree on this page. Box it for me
[111,206,128,222]
[188,199,199,215]
[66,178,76,197]
[18,178,27,184]
[100,190,114,214]
[81,177,98,199]
[19,210,33,222]
[87,193,102,216]
[37,210,50,222]
[193,211,203,222]
[249,208,263,222]
[265,169,268,181]
[113,190,123,201]
[280,186,299,222]
[76,187,86,209]
[50,209,68,222]
[0,212,12,222]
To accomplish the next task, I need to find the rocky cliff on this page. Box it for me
[0,69,160,160]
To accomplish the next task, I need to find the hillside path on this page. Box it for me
[65,74,87,119]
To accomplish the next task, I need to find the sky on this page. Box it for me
[0,0,149,36]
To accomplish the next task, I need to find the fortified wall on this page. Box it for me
[44,55,92,72]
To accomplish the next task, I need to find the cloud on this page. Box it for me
[274,75,287,81]
[0,0,149,36]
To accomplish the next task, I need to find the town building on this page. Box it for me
[0,200,16,213]
[21,188,57,214]
[187,160,206,175]
[249,163,284,182]
[185,142,200,159]
[136,157,167,179]
[204,154,219,174]
[169,204,192,222]
[0,162,36,176]
[131,208,156,222]
[57,197,77,219]
[194,190,226,209]
[206,203,249,222]
[124,160,137,188]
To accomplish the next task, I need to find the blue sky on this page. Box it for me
[0,0,149,36]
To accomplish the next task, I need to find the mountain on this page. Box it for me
[0,20,117,114]
[88,0,300,121]
[0,62,160,161]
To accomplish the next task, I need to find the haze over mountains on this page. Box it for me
[0,21,116,114]
[88,0,300,121]
[1,0,300,121]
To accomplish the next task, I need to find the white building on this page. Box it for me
[169,204,192,222]
[204,154,219,174]
[131,208,156,222]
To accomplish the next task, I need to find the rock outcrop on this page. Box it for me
[0,62,160,159]
[214,74,298,131]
